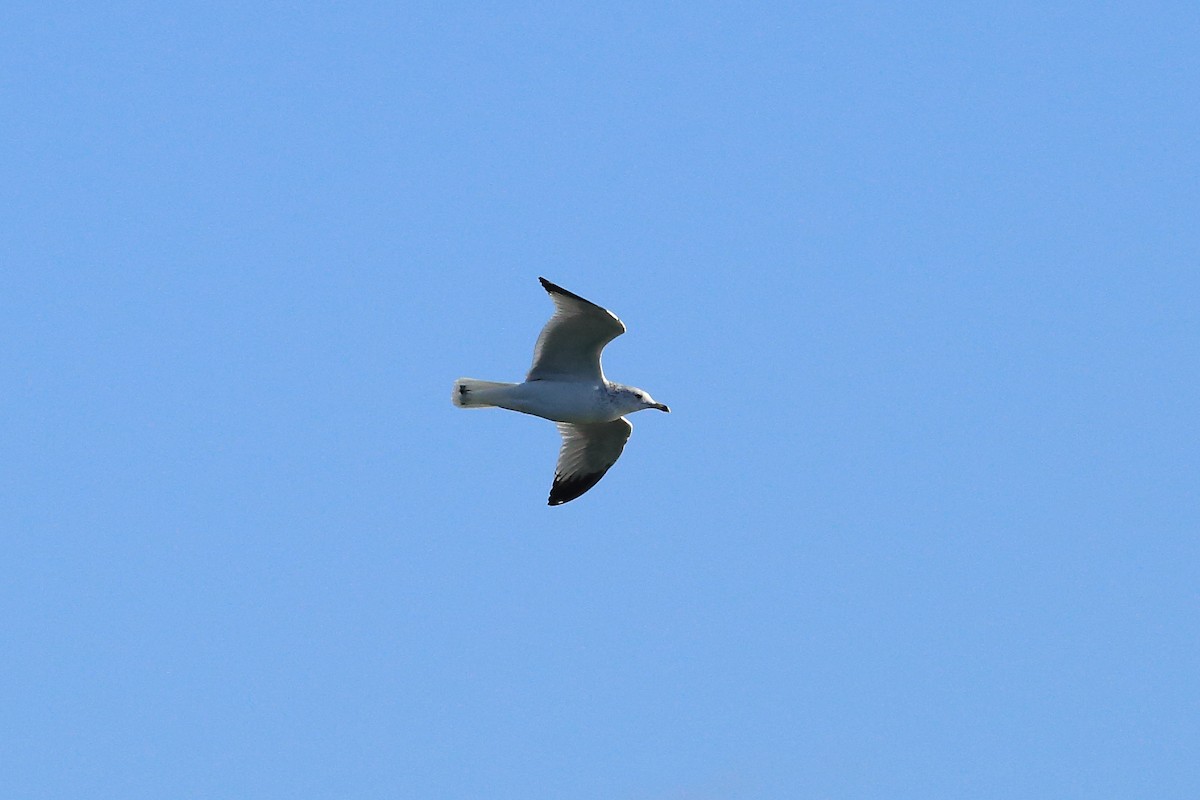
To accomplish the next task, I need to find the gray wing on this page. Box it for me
[526,278,625,383]
[547,418,634,505]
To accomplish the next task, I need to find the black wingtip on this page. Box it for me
[538,277,601,308]
[538,276,561,293]
[547,471,606,506]
[539,276,573,297]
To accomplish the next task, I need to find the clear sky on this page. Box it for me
[3,3,1197,798]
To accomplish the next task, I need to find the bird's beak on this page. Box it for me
[654,403,670,413]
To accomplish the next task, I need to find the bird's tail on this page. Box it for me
[452,378,517,408]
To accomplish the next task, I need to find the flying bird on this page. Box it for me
[453,278,670,505]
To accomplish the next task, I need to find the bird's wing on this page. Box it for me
[548,418,634,505]
[526,278,626,383]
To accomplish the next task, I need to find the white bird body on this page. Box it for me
[452,278,669,505]
[458,380,651,425]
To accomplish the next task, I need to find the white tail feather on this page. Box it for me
[452,378,517,408]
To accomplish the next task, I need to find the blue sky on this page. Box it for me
[3,2,1197,798]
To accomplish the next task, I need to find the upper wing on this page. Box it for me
[526,278,625,383]
[547,418,634,505]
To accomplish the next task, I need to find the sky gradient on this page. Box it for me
[3,3,1198,798]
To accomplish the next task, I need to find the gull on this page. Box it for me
[453,277,670,505]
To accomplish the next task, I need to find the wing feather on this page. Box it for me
[526,278,625,383]
[547,418,633,505]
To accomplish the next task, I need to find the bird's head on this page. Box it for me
[613,384,670,414]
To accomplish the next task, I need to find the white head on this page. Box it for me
[610,383,670,415]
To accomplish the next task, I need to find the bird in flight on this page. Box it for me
[453,277,670,505]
